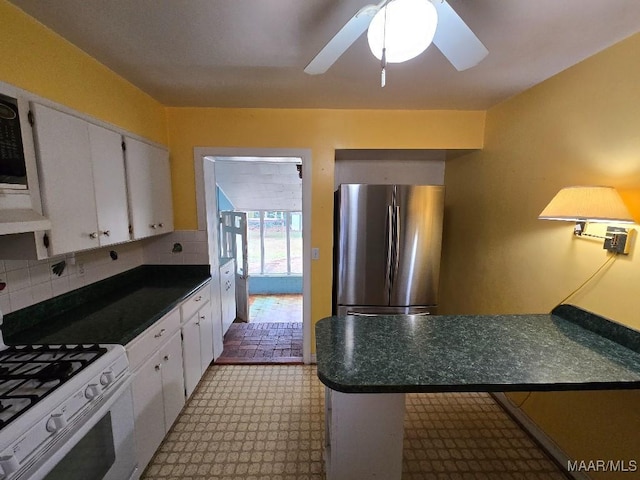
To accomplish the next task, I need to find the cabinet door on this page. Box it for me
[151,144,174,233]
[161,331,186,429]
[131,352,165,473]
[87,124,130,246]
[198,303,214,373]
[31,103,99,254]
[221,264,237,334]
[181,314,202,399]
[124,137,173,239]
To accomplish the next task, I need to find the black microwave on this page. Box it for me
[0,93,28,189]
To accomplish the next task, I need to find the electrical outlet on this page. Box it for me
[77,260,85,276]
[312,248,320,260]
[603,226,635,255]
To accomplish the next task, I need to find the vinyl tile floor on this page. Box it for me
[141,365,567,480]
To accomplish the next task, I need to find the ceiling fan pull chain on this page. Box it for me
[381,3,388,87]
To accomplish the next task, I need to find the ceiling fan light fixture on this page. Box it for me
[367,0,438,63]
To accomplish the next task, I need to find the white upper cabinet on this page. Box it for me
[87,123,130,246]
[31,103,129,256]
[124,137,174,239]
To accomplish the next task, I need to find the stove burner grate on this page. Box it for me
[0,344,108,430]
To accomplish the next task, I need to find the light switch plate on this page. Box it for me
[312,247,320,260]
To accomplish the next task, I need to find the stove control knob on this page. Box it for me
[45,413,67,433]
[0,454,20,475]
[100,371,115,386]
[85,383,101,400]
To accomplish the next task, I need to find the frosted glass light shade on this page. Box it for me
[367,0,438,63]
[538,186,634,223]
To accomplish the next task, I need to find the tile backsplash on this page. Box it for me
[0,230,211,314]
[142,230,209,265]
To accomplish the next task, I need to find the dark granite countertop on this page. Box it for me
[315,305,640,394]
[3,265,211,346]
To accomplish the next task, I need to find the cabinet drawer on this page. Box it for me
[127,307,181,371]
[181,283,211,322]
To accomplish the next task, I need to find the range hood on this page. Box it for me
[0,208,51,235]
[0,189,51,235]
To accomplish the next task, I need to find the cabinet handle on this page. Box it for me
[200,315,205,320]
[150,224,157,229]
[154,328,166,338]
[195,295,202,302]
[154,364,161,371]
[164,355,170,361]
[158,223,164,228]
[101,230,110,237]
[195,321,201,326]
[88,232,98,239]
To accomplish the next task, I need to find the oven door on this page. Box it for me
[22,378,138,480]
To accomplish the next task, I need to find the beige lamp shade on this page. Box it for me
[538,186,634,223]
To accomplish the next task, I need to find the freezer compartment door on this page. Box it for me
[390,185,444,307]
[335,184,394,307]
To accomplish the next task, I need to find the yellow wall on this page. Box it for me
[6,0,640,470]
[441,32,640,477]
[166,107,485,331]
[0,0,166,143]
[1,0,486,341]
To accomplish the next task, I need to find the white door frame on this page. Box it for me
[194,147,312,364]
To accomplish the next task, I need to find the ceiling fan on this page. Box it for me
[304,0,488,77]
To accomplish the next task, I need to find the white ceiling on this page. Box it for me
[10,1,640,209]
[214,160,302,211]
[9,0,640,110]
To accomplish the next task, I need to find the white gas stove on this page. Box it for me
[0,343,137,480]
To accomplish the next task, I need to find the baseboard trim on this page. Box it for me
[491,393,590,480]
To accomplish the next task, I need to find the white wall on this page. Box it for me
[334,156,445,188]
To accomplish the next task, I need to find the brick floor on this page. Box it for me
[216,322,302,364]
[216,322,303,364]
[217,294,303,364]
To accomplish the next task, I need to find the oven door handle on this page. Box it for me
[18,375,135,480]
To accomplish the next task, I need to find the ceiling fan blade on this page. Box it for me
[304,3,382,75]
[431,0,488,71]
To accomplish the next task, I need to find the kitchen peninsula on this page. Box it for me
[315,305,640,480]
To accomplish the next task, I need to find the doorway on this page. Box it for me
[194,148,312,364]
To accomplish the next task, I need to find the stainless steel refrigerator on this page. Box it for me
[333,184,445,315]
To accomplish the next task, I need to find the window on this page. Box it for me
[247,210,302,275]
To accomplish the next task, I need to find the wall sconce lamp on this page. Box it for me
[538,186,636,254]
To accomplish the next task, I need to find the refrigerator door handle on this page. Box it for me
[393,205,401,286]
[385,205,393,292]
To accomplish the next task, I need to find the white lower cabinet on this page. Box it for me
[128,281,217,472]
[181,313,203,399]
[220,259,236,335]
[198,306,214,369]
[127,309,185,473]
[181,284,213,399]
[130,331,185,472]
